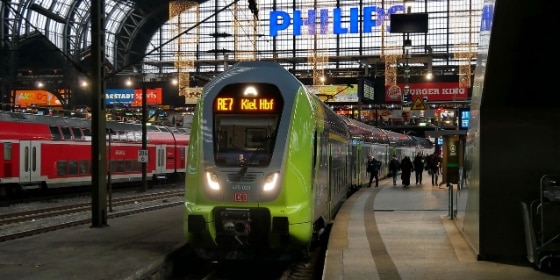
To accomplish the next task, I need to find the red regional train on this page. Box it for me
[0,111,189,198]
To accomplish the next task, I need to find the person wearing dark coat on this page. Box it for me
[366,155,381,188]
[428,152,442,186]
[388,155,400,186]
[413,152,425,185]
[400,156,414,187]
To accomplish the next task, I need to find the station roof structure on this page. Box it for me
[0,0,482,98]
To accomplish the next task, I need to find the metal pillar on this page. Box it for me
[90,0,108,227]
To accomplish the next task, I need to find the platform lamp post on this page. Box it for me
[141,72,148,192]
[107,128,113,212]
[126,68,148,192]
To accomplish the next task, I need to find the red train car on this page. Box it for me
[0,112,189,198]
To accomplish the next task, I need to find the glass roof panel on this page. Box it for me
[145,0,482,76]
[105,0,133,64]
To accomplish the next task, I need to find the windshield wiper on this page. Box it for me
[238,133,273,176]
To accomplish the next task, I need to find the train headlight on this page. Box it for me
[206,171,220,190]
[263,172,279,192]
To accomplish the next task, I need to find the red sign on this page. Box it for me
[131,88,163,106]
[385,82,468,102]
[15,90,62,107]
[234,193,249,202]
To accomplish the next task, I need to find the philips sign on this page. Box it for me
[269,5,406,36]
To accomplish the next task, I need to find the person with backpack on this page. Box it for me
[389,155,400,186]
[366,155,381,188]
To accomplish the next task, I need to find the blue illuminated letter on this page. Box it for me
[270,11,291,36]
[333,8,347,34]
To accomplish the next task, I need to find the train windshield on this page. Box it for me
[214,115,278,167]
[212,83,283,167]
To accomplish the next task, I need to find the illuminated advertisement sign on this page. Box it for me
[15,90,62,107]
[307,84,358,102]
[459,109,470,130]
[385,82,468,102]
[270,5,405,36]
[132,88,163,106]
[105,88,162,106]
[215,98,276,112]
[106,89,134,104]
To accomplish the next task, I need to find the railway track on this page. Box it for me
[0,189,184,243]
[172,227,329,280]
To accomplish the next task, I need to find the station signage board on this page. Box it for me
[385,82,468,102]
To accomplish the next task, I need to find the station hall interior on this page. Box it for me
[0,0,480,138]
[2,0,560,266]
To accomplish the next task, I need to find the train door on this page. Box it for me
[155,145,166,174]
[19,141,42,185]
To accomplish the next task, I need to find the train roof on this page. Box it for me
[411,136,434,148]
[0,111,189,144]
[343,117,389,144]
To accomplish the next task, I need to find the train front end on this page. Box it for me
[184,62,317,260]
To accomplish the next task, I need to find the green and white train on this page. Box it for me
[183,61,433,260]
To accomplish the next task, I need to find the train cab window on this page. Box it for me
[3,142,12,160]
[68,160,78,175]
[213,116,278,167]
[61,126,73,140]
[72,127,83,140]
[79,160,89,175]
[57,161,67,176]
[49,126,62,140]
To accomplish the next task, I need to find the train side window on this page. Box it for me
[125,160,132,171]
[57,161,67,176]
[79,160,89,175]
[116,160,125,172]
[118,131,127,142]
[83,128,92,141]
[72,127,83,140]
[134,131,141,142]
[3,142,12,160]
[133,161,140,171]
[49,126,62,140]
[126,131,135,142]
[108,160,115,173]
[68,160,78,175]
[61,126,73,140]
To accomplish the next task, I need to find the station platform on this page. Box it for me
[0,172,558,280]
[323,172,560,280]
[0,205,186,280]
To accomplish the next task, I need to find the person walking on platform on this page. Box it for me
[428,152,442,186]
[366,155,381,188]
[389,155,400,186]
[413,152,425,185]
[400,156,414,187]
